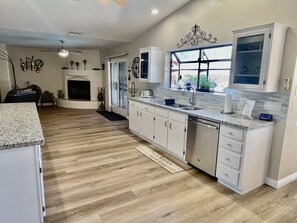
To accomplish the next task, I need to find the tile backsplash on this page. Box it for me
[150,85,289,123]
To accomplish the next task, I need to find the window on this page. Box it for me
[170,44,232,92]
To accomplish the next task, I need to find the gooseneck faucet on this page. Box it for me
[183,87,195,106]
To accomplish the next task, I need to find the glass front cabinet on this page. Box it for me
[229,23,287,92]
[139,47,162,82]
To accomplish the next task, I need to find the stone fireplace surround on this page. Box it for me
[56,70,103,109]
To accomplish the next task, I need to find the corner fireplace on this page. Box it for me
[68,80,91,100]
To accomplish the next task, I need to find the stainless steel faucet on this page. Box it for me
[183,87,195,106]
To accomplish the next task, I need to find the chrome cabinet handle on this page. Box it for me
[224,173,229,178]
[225,157,231,162]
[137,111,139,116]
[227,143,232,147]
[140,112,142,117]
[228,132,233,135]
[169,122,172,130]
[165,120,167,127]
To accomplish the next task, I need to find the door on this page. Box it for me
[154,115,168,148]
[167,120,186,158]
[139,110,154,141]
[230,28,271,90]
[129,105,139,133]
[110,58,128,117]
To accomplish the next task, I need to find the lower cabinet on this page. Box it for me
[216,125,274,194]
[0,145,45,223]
[167,112,187,159]
[129,100,187,161]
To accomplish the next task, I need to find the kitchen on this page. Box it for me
[0,1,296,222]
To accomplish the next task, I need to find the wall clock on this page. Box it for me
[132,57,140,78]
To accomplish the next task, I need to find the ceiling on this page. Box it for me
[0,0,190,50]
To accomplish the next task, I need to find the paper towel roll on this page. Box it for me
[224,94,232,113]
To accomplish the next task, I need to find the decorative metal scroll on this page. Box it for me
[177,24,217,48]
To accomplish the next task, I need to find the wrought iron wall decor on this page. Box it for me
[20,56,44,73]
[177,24,217,48]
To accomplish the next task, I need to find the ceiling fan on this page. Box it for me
[40,40,82,57]
[99,0,127,6]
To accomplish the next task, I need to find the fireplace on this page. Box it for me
[68,80,90,100]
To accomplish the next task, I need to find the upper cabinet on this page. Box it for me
[139,47,162,82]
[229,23,287,92]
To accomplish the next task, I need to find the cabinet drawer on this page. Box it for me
[219,137,243,154]
[141,104,155,113]
[217,164,239,187]
[129,101,141,108]
[221,125,244,142]
[218,149,242,170]
[169,111,187,124]
[155,107,168,118]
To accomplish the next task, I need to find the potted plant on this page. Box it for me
[198,75,216,92]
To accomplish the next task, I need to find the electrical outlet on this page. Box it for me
[264,101,282,111]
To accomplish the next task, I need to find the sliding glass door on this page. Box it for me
[110,58,127,117]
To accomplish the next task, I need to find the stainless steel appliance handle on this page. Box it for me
[195,121,218,130]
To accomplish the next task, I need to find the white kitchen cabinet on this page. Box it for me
[0,145,45,223]
[139,47,162,82]
[167,111,188,159]
[229,23,287,92]
[129,101,154,141]
[216,124,274,194]
[128,101,141,133]
[139,109,154,141]
[154,107,169,149]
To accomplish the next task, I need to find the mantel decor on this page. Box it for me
[177,24,217,48]
[20,56,44,73]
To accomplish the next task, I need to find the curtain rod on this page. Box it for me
[105,52,128,59]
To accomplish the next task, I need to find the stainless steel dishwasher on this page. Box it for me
[186,116,220,176]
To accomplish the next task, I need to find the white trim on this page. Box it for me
[266,171,297,189]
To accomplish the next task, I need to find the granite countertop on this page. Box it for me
[0,103,45,150]
[129,97,274,130]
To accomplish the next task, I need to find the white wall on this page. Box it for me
[6,46,102,97]
[106,0,297,181]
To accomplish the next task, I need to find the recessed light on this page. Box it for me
[68,31,81,37]
[150,9,159,15]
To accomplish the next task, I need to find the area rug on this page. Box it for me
[97,111,127,121]
[136,145,190,174]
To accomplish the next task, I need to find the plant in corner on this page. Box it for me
[198,75,216,92]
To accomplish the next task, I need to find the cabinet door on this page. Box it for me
[167,120,186,158]
[140,51,149,80]
[139,110,154,141]
[154,115,168,148]
[230,28,271,91]
[129,106,139,133]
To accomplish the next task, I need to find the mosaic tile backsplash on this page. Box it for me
[149,84,289,123]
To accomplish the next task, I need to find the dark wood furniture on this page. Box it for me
[40,91,55,107]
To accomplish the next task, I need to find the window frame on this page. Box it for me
[169,43,232,92]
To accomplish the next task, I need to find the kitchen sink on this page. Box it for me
[165,103,188,108]
[179,106,203,111]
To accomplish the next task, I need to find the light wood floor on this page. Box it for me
[39,107,297,223]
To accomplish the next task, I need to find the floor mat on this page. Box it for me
[136,145,191,174]
[97,111,127,121]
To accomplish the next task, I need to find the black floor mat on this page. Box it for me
[97,111,127,121]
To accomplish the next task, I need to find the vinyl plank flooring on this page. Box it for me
[39,107,297,223]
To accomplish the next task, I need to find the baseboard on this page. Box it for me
[266,171,297,189]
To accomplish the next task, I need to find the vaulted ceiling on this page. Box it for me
[0,0,190,49]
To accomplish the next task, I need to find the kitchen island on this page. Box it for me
[0,103,45,223]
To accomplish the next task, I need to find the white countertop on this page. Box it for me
[0,103,45,150]
[129,97,274,130]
